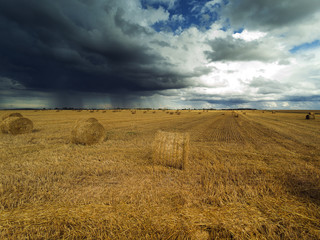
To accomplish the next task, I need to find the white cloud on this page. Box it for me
[145,0,178,9]
[171,14,185,22]
[202,0,223,13]
[232,29,267,42]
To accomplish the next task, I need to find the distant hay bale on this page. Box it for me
[71,118,105,145]
[306,114,315,120]
[1,117,33,135]
[272,111,276,114]
[152,131,190,170]
[131,111,136,114]
[1,112,23,121]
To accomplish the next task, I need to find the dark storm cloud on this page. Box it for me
[205,37,286,62]
[150,40,172,47]
[114,8,153,36]
[192,97,249,105]
[222,0,320,30]
[0,77,25,90]
[0,0,192,95]
[282,95,320,102]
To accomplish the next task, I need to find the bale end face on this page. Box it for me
[71,118,105,145]
[152,131,190,170]
[1,117,33,135]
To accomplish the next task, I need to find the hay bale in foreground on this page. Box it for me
[232,112,239,117]
[152,131,190,170]
[71,118,105,145]
[1,112,23,121]
[306,114,315,120]
[1,117,33,135]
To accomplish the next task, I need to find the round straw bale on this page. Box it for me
[86,118,98,123]
[71,118,105,145]
[1,117,33,135]
[1,112,23,121]
[306,114,315,120]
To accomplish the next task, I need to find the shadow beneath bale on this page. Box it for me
[32,129,41,133]
[282,173,320,206]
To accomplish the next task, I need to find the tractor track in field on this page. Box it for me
[249,114,320,137]
[201,114,246,144]
[239,115,320,158]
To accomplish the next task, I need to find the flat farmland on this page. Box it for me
[1,110,320,239]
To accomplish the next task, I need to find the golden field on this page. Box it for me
[0,110,320,239]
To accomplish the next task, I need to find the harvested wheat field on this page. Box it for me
[1,110,320,239]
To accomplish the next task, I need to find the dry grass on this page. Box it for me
[1,110,320,239]
[152,131,190,170]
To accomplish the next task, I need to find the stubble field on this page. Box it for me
[0,110,320,239]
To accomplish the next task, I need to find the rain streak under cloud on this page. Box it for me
[1,0,320,109]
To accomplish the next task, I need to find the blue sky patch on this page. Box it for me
[290,40,320,53]
[142,0,223,33]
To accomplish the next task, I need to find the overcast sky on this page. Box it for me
[1,0,320,109]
